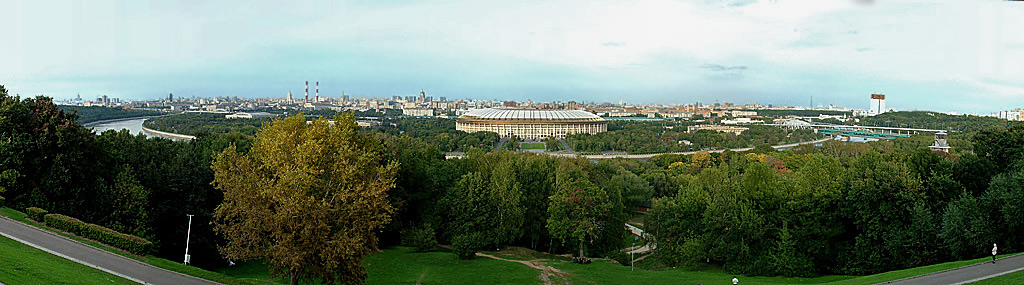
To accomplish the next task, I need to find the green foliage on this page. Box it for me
[858,111,1017,133]
[567,120,823,154]
[452,232,490,260]
[26,207,47,221]
[58,105,162,124]
[401,224,438,252]
[144,112,271,136]
[545,137,562,151]
[0,196,4,208]
[547,175,613,257]
[212,114,397,284]
[372,117,499,152]
[43,213,153,255]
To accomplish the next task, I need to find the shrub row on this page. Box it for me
[26,207,48,221]
[0,196,5,208]
[43,213,153,255]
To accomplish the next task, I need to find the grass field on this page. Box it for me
[0,234,134,284]
[520,142,546,149]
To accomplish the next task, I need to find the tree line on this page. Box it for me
[59,105,162,124]
[567,120,823,153]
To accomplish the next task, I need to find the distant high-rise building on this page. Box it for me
[419,90,426,102]
[869,94,886,115]
[167,93,174,101]
[440,96,447,102]
[287,91,293,102]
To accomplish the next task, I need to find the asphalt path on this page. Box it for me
[0,216,218,285]
[880,253,1024,285]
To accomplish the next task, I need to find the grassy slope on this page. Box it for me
[0,235,135,285]
[364,247,539,284]
[0,207,267,285]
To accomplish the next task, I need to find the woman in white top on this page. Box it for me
[992,243,998,264]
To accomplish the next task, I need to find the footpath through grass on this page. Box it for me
[0,207,268,285]
[0,234,135,285]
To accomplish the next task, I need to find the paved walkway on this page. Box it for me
[880,253,1024,285]
[0,216,218,285]
[624,223,656,255]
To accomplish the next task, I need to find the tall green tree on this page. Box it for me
[212,114,397,285]
[547,172,612,258]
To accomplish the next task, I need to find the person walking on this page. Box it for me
[992,243,998,264]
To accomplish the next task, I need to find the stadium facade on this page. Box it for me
[456,108,607,139]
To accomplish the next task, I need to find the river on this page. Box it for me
[86,117,187,140]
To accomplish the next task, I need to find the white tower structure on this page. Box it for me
[869,94,886,116]
[305,81,309,102]
[287,91,293,102]
[929,131,951,153]
[315,81,319,102]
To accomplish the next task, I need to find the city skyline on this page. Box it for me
[2,0,1023,114]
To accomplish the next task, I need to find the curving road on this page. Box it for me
[879,253,1024,285]
[0,216,218,285]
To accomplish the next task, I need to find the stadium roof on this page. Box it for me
[460,108,603,121]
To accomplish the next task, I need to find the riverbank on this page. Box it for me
[140,124,196,141]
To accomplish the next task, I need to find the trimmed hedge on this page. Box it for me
[26,207,48,221]
[43,213,153,255]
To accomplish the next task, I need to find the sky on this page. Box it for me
[1,0,1023,114]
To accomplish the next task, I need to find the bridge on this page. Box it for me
[768,123,947,140]
[816,129,910,140]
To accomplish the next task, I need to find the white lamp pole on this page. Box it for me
[184,214,194,265]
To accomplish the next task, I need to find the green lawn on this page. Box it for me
[0,234,135,284]
[364,247,539,284]
[0,207,265,285]
[520,142,546,150]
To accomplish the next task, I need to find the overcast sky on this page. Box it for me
[2,0,1022,113]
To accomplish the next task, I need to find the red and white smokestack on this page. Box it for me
[305,81,309,102]
[315,81,319,102]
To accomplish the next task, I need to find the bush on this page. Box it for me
[26,207,48,221]
[0,196,5,208]
[43,213,153,255]
[452,232,490,260]
[606,250,631,266]
[401,224,438,252]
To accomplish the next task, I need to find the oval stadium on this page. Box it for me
[455,108,607,139]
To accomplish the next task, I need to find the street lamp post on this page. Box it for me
[184,214,194,265]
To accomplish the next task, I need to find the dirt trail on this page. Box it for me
[476,252,573,285]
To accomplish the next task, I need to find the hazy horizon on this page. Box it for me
[2,0,1022,114]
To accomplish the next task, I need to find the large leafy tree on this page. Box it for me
[212,114,397,285]
[0,87,98,215]
[547,164,612,258]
